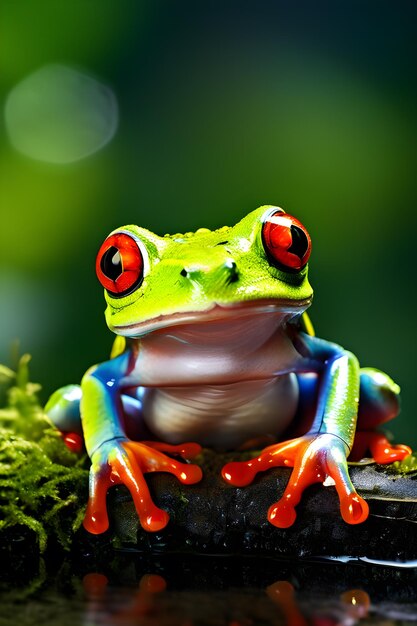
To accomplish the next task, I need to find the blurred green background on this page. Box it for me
[0,1,416,445]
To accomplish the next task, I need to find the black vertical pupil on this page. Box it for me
[288,225,308,259]
[101,246,123,280]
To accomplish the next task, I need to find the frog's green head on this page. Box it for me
[96,206,313,336]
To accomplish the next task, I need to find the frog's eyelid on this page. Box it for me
[256,206,286,244]
[260,206,285,224]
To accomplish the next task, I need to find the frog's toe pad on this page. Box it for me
[369,434,412,464]
[268,501,297,528]
[63,432,83,453]
[221,461,257,487]
[141,508,170,532]
[83,506,110,535]
[340,494,369,525]
[178,464,203,484]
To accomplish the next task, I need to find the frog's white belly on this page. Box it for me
[141,374,298,450]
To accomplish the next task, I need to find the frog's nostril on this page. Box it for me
[225,260,239,284]
[180,261,238,284]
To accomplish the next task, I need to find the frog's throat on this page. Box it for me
[111,297,312,338]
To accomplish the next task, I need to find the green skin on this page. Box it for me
[104,207,313,330]
[47,205,407,534]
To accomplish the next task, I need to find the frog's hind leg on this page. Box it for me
[45,385,149,451]
[45,385,84,452]
[350,368,411,463]
[287,369,410,462]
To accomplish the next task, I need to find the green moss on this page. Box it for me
[393,453,417,474]
[0,354,89,553]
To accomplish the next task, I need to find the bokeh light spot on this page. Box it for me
[4,64,118,163]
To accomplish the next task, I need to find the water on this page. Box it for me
[1,549,416,626]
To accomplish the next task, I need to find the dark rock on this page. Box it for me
[105,450,417,562]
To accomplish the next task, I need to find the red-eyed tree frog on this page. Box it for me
[46,206,411,534]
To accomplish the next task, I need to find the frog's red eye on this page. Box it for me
[262,210,311,272]
[96,232,144,297]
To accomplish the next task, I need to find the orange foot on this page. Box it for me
[222,434,369,528]
[350,431,412,463]
[84,438,202,534]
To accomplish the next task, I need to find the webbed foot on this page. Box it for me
[350,431,412,463]
[84,439,202,534]
[222,434,369,528]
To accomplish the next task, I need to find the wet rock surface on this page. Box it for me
[106,450,417,562]
[1,451,416,626]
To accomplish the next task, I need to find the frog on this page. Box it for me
[46,205,411,534]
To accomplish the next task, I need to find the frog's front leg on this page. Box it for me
[222,334,370,528]
[80,352,202,534]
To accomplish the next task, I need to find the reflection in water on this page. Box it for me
[1,553,416,626]
[267,581,308,626]
[83,572,167,625]
[340,589,370,621]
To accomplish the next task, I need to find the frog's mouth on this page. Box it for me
[112,297,312,338]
